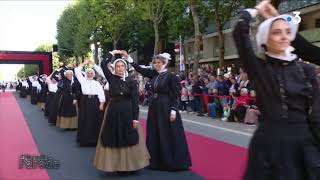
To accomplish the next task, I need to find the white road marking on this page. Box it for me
[140,109,253,137]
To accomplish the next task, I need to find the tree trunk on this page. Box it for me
[214,3,225,68]
[190,0,201,74]
[93,42,99,65]
[113,39,117,50]
[75,55,80,66]
[182,38,189,74]
[271,0,281,9]
[153,22,161,55]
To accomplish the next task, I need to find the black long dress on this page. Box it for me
[99,54,139,148]
[16,80,21,91]
[26,78,32,97]
[45,88,56,117]
[131,62,192,171]
[30,85,38,105]
[38,77,48,110]
[233,11,320,180]
[76,69,103,147]
[20,86,27,98]
[57,71,77,119]
[94,54,150,172]
[48,72,61,124]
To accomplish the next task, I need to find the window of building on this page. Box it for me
[315,18,320,28]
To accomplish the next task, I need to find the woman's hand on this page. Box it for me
[121,50,129,58]
[133,120,139,128]
[84,59,91,65]
[170,115,176,123]
[73,100,77,105]
[99,104,104,111]
[170,110,176,123]
[255,0,278,19]
[110,50,122,56]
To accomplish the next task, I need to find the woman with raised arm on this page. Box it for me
[56,68,78,130]
[45,71,58,118]
[37,75,48,111]
[233,1,320,179]
[74,60,105,146]
[20,78,29,98]
[30,76,41,105]
[94,50,149,173]
[26,76,32,101]
[126,51,191,171]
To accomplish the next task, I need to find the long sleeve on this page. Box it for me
[292,34,320,65]
[104,82,109,91]
[130,80,139,120]
[93,64,106,80]
[131,63,157,79]
[101,53,115,82]
[96,82,105,103]
[59,67,66,80]
[37,83,41,92]
[71,83,78,100]
[52,71,59,82]
[233,11,262,78]
[168,74,181,112]
[27,77,32,87]
[74,66,86,85]
[45,77,52,85]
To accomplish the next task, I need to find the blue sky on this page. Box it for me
[0,0,71,80]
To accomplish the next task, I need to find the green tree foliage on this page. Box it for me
[56,3,80,64]
[137,0,168,55]
[74,0,96,60]
[16,65,38,78]
[55,0,258,71]
[92,0,135,49]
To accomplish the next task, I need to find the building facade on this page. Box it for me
[175,0,320,72]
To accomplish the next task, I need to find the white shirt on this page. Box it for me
[229,84,236,94]
[93,64,106,80]
[48,83,58,93]
[32,81,41,92]
[75,66,105,103]
[22,81,29,88]
[104,82,109,91]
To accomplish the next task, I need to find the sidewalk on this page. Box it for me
[139,105,256,137]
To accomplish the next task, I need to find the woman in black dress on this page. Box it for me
[127,51,191,171]
[26,77,32,101]
[30,76,41,105]
[37,75,48,111]
[20,79,28,98]
[75,60,105,146]
[45,71,58,118]
[233,1,320,179]
[94,50,149,172]
[56,69,78,129]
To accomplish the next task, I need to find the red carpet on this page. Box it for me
[139,120,248,180]
[0,93,49,180]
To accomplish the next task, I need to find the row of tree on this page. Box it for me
[56,0,280,73]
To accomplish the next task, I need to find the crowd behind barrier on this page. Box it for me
[138,65,260,125]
